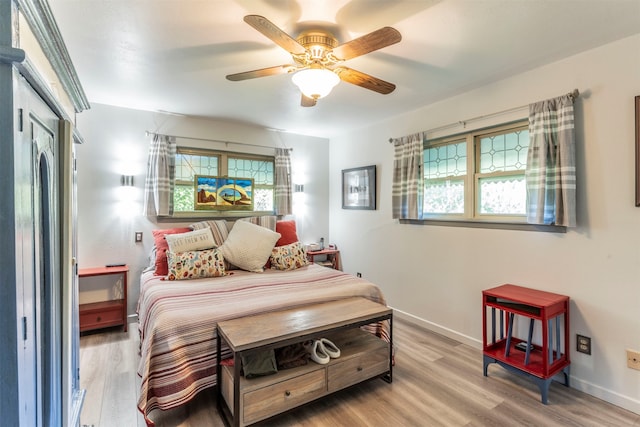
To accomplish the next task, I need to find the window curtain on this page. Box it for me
[525,94,576,227]
[392,133,424,219]
[274,148,292,216]
[143,134,176,216]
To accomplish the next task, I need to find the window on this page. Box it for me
[173,147,275,214]
[424,139,466,214]
[423,121,529,221]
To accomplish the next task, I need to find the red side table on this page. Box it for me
[482,284,570,403]
[79,265,128,332]
[307,248,341,270]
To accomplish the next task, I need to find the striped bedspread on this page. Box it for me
[136,263,387,425]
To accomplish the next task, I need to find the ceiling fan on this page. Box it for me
[226,15,402,107]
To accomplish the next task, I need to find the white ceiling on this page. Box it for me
[49,0,640,138]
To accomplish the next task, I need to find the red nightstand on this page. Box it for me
[79,265,128,332]
[482,284,570,403]
[307,248,341,270]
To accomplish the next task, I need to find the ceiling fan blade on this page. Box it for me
[226,64,296,81]
[301,94,317,107]
[334,67,396,95]
[244,15,306,55]
[332,27,401,61]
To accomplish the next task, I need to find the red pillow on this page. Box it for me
[275,220,298,246]
[152,227,192,276]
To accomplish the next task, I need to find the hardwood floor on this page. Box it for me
[79,319,639,427]
[79,324,143,427]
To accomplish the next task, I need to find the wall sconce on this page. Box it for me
[294,184,304,193]
[121,175,134,187]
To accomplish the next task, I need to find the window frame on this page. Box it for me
[422,135,468,220]
[171,146,276,219]
[472,121,530,222]
[420,120,564,232]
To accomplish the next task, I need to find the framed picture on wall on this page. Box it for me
[342,165,376,210]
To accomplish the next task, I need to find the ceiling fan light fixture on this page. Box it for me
[292,68,340,99]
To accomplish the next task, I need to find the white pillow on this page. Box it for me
[219,220,281,272]
[165,227,215,253]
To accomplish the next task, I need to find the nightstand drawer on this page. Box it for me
[243,369,326,425]
[79,300,124,331]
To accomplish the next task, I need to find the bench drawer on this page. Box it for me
[243,369,326,425]
[327,345,388,392]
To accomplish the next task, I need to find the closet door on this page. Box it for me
[15,73,62,427]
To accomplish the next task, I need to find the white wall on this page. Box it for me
[329,34,640,413]
[75,104,330,316]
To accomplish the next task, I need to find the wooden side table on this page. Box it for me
[78,265,128,332]
[307,248,341,270]
[482,284,570,403]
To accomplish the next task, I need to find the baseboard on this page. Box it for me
[570,376,640,415]
[392,307,482,350]
[391,307,640,416]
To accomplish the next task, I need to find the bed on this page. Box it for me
[136,219,389,425]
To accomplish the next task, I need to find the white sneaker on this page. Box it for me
[319,338,341,358]
[305,340,330,364]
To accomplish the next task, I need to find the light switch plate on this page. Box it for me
[135,231,143,243]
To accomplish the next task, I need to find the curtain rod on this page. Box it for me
[145,131,292,151]
[388,88,579,143]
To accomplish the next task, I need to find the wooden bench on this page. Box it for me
[217,297,393,426]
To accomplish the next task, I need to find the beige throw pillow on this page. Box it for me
[219,220,281,272]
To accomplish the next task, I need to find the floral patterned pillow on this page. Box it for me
[167,248,226,280]
[270,242,309,271]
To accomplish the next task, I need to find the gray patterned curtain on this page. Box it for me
[143,134,176,216]
[274,148,292,216]
[392,133,424,219]
[525,94,577,227]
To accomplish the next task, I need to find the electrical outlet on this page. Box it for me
[627,349,640,370]
[576,334,591,355]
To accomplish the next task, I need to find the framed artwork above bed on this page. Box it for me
[195,175,254,210]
